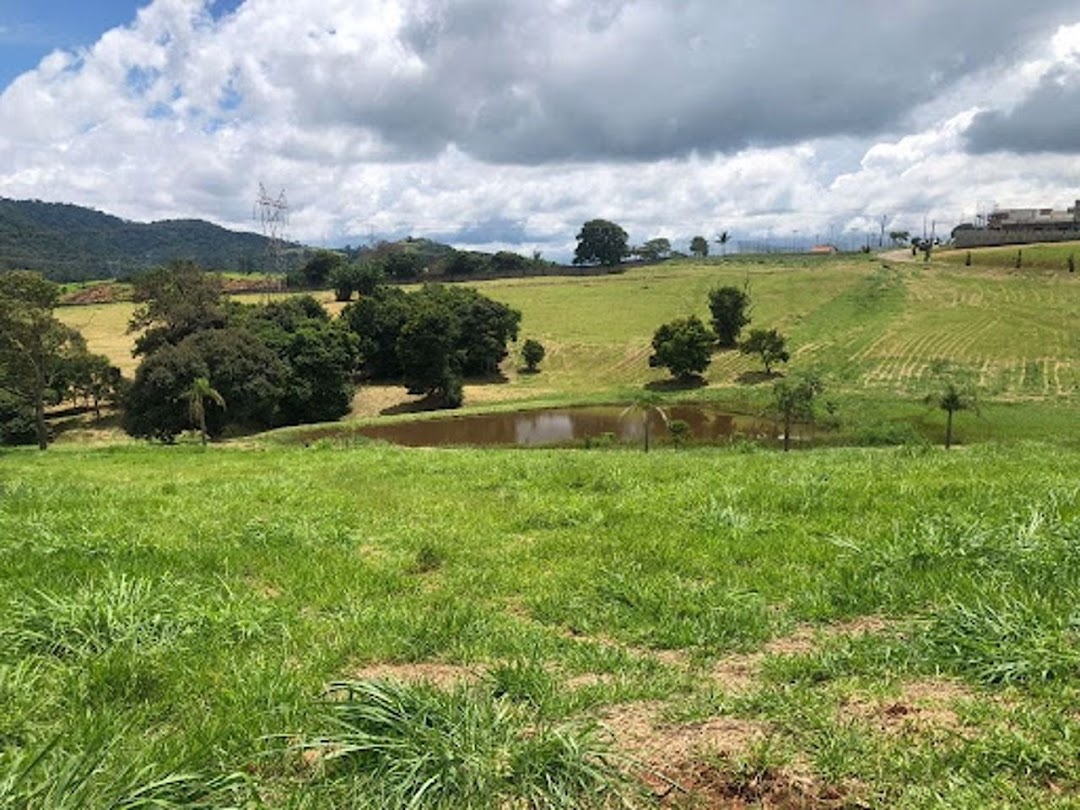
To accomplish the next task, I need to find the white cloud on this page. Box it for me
[2,0,1080,259]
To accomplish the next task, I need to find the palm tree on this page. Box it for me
[184,376,225,445]
[926,382,973,449]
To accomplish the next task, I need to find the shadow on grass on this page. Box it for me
[736,370,783,385]
[380,396,452,416]
[644,375,707,392]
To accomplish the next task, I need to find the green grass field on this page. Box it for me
[3,441,1080,807]
[937,240,1080,271]
[54,254,1080,446]
[12,253,1080,806]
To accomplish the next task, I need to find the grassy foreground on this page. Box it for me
[3,441,1080,807]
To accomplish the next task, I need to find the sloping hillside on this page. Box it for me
[0,198,285,281]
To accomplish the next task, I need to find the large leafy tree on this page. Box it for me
[708,286,751,348]
[432,285,521,377]
[342,283,521,408]
[341,286,413,379]
[573,219,628,267]
[60,345,123,418]
[300,249,346,289]
[689,236,709,258]
[739,328,789,374]
[227,295,360,426]
[128,260,227,356]
[0,271,84,449]
[648,316,715,381]
[124,328,286,442]
[637,238,672,261]
[397,296,461,405]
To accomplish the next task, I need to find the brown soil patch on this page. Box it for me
[601,703,857,808]
[712,617,896,695]
[601,702,766,770]
[349,662,484,689]
[839,678,975,737]
[248,579,283,599]
[656,763,859,809]
[60,284,123,305]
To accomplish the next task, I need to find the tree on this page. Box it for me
[124,328,286,442]
[300,249,346,289]
[446,251,489,276]
[648,316,715,381]
[622,391,666,452]
[341,286,413,379]
[573,219,628,267]
[925,378,976,449]
[739,329,789,374]
[342,284,521,399]
[128,261,226,356]
[637,238,672,261]
[772,375,824,451]
[383,251,425,280]
[521,339,546,372]
[61,347,123,418]
[889,230,910,246]
[184,377,225,445]
[353,259,387,296]
[235,298,361,425]
[708,286,752,348]
[0,271,84,449]
[329,263,358,302]
[397,297,461,405]
[689,235,709,258]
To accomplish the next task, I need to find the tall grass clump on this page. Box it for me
[0,731,246,809]
[303,679,629,809]
[1,574,196,658]
[922,596,1080,685]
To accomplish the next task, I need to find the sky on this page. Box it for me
[3,0,1080,260]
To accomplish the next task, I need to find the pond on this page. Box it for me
[347,404,779,448]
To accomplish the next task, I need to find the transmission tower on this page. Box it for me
[254,182,289,280]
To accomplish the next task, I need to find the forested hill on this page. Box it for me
[0,198,285,281]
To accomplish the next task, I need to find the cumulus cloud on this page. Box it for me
[964,22,1080,154]
[2,0,1080,256]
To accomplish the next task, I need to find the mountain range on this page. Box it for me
[0,198,290,282]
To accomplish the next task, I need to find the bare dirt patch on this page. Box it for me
[600,702,858,808]
[655,763,860,809]
[839,678,976,737]
[712,617,896,695]
[349,662,484,689]
[601,702,766,772]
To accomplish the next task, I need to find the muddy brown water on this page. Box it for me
[347,405,779,448]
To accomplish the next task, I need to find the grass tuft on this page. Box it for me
[1,574,195,658]
[304,678,630,808]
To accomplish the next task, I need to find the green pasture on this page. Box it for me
[937,240,1080,271]
[59,256,1080,401]
[2,441,1080,806]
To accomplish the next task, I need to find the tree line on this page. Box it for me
[1,262,524,446]
[572,219,727,267]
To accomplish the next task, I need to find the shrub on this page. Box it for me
[521,339,546,372]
